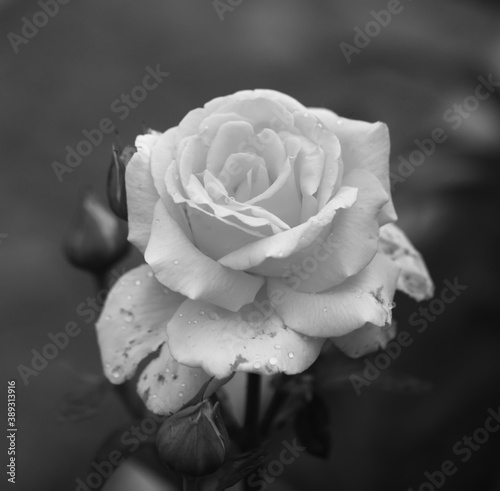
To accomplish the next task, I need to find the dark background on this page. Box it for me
[1,0,500,490]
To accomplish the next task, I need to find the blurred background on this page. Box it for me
[1,0,500,490]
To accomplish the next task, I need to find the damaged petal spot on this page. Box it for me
[230,354,249,371]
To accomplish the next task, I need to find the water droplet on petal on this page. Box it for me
[277,251,284,257]
[111,368,122,379]
[134,280,141,286]
[178,313,183,317]
[147,271,154,278]
[154,218,160,224]
[187,321,192,325]
[105,363,111,368]
[165,368,170,373]
[152,394,157,399]
[181,383,186,387]
[288,352,295,359]
[126,295,132,301]
[323,307,328,313]
[253,362,262,369]
[208,312,219,320]
[173,260,179,265]
[105,315,111,321]
[178,392,184,398]
[193,320,197,324]
[269,357,278,366]
[274,344,282,350]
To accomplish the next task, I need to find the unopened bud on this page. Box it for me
[107,145,133,220]
[157,399,229,477]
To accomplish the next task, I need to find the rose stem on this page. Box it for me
[243,373,262,450]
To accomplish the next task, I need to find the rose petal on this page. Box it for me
[310,108,397,224]
[296,169,389,292]
[95,265,184,384]
[166,292,325,379]
[206,89,308,117]
[149,129,194,241]
[331,322,396,358]
[125,135,161,253]
[209,96,297,134]
[206,121,256,177]
[267,253,400,337]
[379,223,434,301]
[293,111,342,210]
[144,200,264,312]
[136,341,224,416]
[217,186,358,275]
[247,157,302,227]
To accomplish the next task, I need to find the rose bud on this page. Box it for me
[107,144,132,220]
[157,399,230,477]
[64,188,128,274]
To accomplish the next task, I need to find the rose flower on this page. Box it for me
[96,90,433,415]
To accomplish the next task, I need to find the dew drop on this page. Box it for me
[208,312,219,320]
[269,357,278,366]
[154,218,160,224]
[277,251,284,257]
[389,301,397,309]
[173,260,179,265]
[179,313,183,317]
[199,310,205,316]
[193,320,198,324]
[303,111,309,117]
[253,362,262,369]
[105,363,111,368]
[288,352,295,359]
[165,368,170,373]
[147,271,154,278]
[134,280,141,286]
[274,344,282,350]
[126,295,132,301]
[187,321,192,325]
[152,394,157,399]
[111,368,122,379]
[181,382,186,387]
[178,392,184,398]
[105,315,111,321]
[337,119,343,125]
